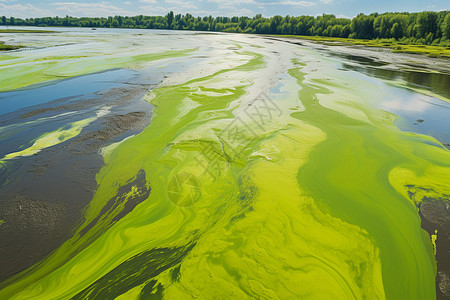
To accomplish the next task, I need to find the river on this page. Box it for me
[0,27,449,300]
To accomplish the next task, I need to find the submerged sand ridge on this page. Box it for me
[0,27,449,299]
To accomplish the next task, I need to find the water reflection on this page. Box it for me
[330,52,389,67]
[0,68,138,116]
[326,50,449,100]
[329,52,450,146]
[341,63,450,100]
[379,84,450,145]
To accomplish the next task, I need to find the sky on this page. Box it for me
[0,0,448,19]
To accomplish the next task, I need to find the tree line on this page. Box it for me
[2,11,450,46]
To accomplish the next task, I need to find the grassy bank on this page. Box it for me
[277,35,450,58]
[0,41,23,51]
[0,29,56,50]
[0,29,56,51]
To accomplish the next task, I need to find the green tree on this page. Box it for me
[295,22,306,35]
[391,23,403,39]
[417,11,437,38]
[330,24,343,37]
[441,13,450,39]
[425,32,434,44]
[166,11,174,28]
[351,14,374,39]
[239,18,247,30]
[270,15,282,34]
[340,24,351,38]
[1,10,448,47]
[62,16,69,26]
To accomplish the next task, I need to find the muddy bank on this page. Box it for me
[407,186,450,300]
[419,199,450,300]
[0,195,68,281]
[0,78,154,281]
[71,112,148,155]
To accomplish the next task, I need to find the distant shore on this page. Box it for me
[269,35,450,73]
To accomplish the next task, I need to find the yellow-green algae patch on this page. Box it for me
[0,107,110,164]
[0,38,448,300]
[286,60,447,300]
[0,112,76,142]
[431,230,438,256]
[0,118,94,163]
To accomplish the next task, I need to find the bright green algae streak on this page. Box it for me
[0,117,95,162]
[288,62,439,299]
[1,37,449,299]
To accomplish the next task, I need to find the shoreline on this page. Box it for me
[2,25,449,59]
[267,36,450,75]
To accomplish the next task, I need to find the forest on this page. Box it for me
[1,11,450,46]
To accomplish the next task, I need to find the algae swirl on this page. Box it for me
[0,31,449,299]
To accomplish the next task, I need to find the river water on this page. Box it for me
[0,27,449,300]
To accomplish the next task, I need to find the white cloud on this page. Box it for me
[0,3,51,18]
[139,0,157,3]
[164,0,198,10]
[139,5,216,16]
[137,1,200,15]
[226,7,255,16]
[320,0,333,4]
[138,5,170,15]
[52,2,133,17]
[214,6,255,16]
[207,0,257,4]
[282,1,316,6]
[266,1,317,7]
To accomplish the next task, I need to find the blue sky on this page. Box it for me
[0,0,448,19]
